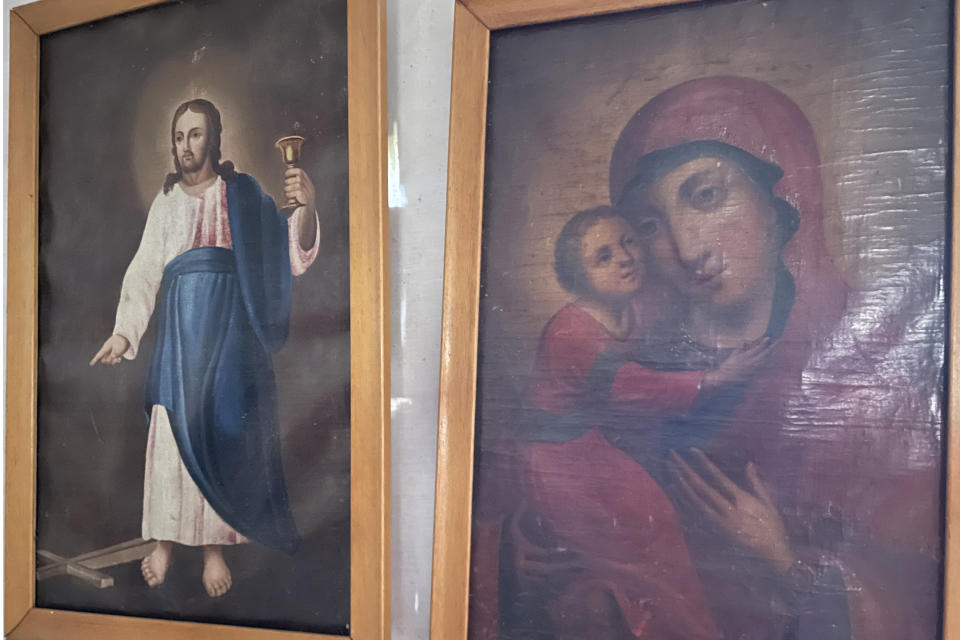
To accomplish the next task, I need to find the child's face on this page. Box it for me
[579,217,644,301]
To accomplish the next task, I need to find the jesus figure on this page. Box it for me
[90,98,320,598]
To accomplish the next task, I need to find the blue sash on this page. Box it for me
[145,195,300,554]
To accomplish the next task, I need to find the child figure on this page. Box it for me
[514,206,770,640]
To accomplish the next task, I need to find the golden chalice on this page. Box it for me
[275,135,305,213]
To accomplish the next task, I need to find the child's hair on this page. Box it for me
[554,205,627,297]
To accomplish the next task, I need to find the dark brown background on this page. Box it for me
[36,0,350,633]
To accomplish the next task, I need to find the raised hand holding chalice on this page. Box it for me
[275,135,306,214]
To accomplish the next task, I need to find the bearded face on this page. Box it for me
[173,108,210,174]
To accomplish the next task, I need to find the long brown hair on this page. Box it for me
[162,98,237,194]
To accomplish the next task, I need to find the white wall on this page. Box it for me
[386,0,452,637]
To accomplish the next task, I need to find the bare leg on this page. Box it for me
[202,545,232,597]
[141,540,174,587]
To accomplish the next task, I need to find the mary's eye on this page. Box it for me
[634,218,660,237]
[691,184,726,210]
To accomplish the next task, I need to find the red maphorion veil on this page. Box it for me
[610,75,939,640]
[610,75,848,350]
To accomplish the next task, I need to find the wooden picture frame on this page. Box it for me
[5,0,389,638]
[430,0,957,638]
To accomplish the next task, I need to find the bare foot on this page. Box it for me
[202,545,232,598]
[141,540,173,587]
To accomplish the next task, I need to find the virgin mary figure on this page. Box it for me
[470,76,941,640]
[611,75,940,640]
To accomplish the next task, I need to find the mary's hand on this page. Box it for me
[506,502,582,594]
[702,338,773,390]
[669,448,796,573]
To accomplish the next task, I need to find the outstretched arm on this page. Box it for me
[608,362,706,414]
[92,195,167,363]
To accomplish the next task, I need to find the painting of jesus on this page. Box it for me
[35,0,351,634]
[88,97,320,597]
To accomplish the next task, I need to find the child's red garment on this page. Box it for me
[527,303,704,428]
[523,430,718,639]
[517,303,718,639]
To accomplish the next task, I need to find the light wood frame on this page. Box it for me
[5,0,390,639]
[429,0,959,638]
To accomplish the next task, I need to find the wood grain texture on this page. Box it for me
[13,0,169,35]
[6,0,390,638]
[12,609,342,640]
[347,0,391,638]
[429,5,490,640]
[944,3,959,637]
[5,11,40,637]
[462,0,700,29]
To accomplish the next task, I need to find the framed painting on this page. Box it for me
[431,1,957,639]
[6,0,389,639]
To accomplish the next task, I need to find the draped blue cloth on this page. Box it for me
[145,174,299,554]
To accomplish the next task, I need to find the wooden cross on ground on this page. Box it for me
[37,538,157,589]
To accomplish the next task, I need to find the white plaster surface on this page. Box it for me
[386,0,452,637]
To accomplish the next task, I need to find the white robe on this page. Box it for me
[113,176,319,546]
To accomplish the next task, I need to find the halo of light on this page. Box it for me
[131,46,263,212]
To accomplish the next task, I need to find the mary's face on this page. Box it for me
[629,156,779,307]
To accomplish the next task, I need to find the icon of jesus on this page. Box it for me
[90,98,320,598]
